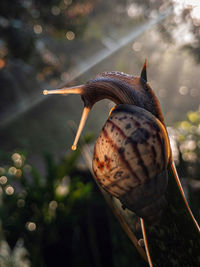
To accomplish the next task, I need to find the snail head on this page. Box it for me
[43,61,164,150]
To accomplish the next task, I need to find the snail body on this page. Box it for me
[43,61,171,224]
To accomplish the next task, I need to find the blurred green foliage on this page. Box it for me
[177,106,200,172]
[0,0,93,61]
[0,146,147,267]
[176,105,200,223]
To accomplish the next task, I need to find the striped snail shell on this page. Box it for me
[92,104,171,223]
[43,61,171,224]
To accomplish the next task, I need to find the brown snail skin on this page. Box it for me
[43,61,172,224]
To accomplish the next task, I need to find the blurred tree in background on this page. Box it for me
[0,0,95,120]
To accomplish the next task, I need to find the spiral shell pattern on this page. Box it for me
[92,104,171,222]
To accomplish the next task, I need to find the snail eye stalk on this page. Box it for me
[71,106,91,150]
[43,85,84,96]
[43,85,91,150]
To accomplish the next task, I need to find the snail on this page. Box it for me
[43,61,171,224]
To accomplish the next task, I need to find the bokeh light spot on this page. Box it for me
[8,166,17,175]
[60,72,70,82]
[132,42,141,51]
[0,176,7,185]
[34,24,43,34]
[56,184,69,197]
[5,185,14,195]
[64,0,72,5]
[12,152,21,161]
[0,59,5,69]
[0,167,5,175]
[26,222,36,231]
[55,176,70,197]
[127,3,142,17]
[15,169,22,178]
[179,86,188,95]
[51,6,61,15]
[49,200,58,210]
[188,112,199,123]
[66,31,75,40]
[12,153,23,168]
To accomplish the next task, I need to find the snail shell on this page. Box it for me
[92,104,171,223]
